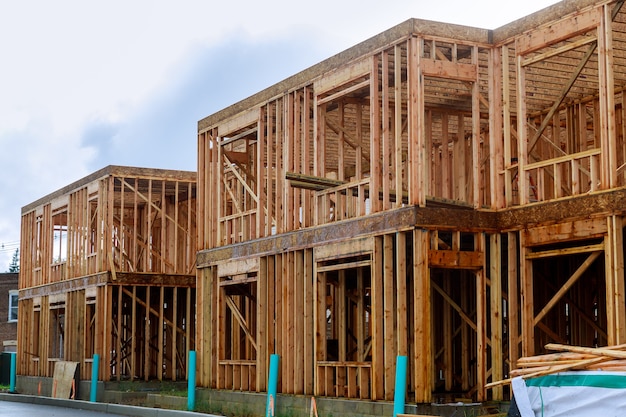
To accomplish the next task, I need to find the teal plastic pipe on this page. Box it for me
[9,352,16,393]
[266,354,280,417]
[188,350,196,411]
[90,354,100,402]
[393,355,408,417]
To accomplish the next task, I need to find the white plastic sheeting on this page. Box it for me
[511,371,626,417]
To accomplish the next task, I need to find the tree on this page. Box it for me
[8,248,19,273]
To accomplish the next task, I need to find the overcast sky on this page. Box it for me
[0,0,559,271]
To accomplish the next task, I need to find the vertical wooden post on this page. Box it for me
[394,44,404,208]
[520,232,535,357]
[502,46,514,206]
[507,232,520,371]
[371,54,382,214]
[257,257,268,391]
[372,237,384,400]
[116,286,122,380]
[516,43,529,205]
[158,286,164,380]
[396,232,408,357]
[131,286,137,381]
[490,47,505,209]
[475,234,487,402]
[172,287,178,381]
[606,215,626,344]
[408,36,425,206]
[413,229,431,403]
[144,286,151,381]
[258,107,267,238]
[382,50,391,211]
[383,234,396,400]
[489,234,503,400]
[472,46,481,208]
[599,4,617,189]
[314,261,326,396]
[304,249,314,395]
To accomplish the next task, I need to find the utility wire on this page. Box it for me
[0,241,20,254]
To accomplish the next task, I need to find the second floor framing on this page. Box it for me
[197,1,626,251]
[20,166,197,289]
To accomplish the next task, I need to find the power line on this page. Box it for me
[0,241,20,254]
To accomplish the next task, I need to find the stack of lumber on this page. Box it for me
[486,343,626,389]
[512,343,626,380]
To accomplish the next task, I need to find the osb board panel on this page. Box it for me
[52,361,79,399]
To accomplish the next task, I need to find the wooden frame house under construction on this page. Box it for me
[196,0,626,404]
[17,166,197,383]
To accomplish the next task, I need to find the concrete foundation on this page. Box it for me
[14,376,509,416]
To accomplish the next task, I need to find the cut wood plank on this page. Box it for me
[545,343,626,359]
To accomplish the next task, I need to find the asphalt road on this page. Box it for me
[0,400,126,416]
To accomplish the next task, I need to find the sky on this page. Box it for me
[0,0,560,271]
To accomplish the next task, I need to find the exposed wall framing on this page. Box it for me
[197,0,626,405]
[18,166,197,382]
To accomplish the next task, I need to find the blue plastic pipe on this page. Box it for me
[393,355,408,417]
[90,354,100,402]
[266,354,280,417]
[188,350,196,411]
[9,352,16,393]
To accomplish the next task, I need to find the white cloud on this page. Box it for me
[0,0,559,271]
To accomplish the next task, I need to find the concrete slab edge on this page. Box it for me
[0,392,217,417]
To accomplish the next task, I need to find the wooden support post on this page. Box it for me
[371,54,382,214]
[257,257,268,391]
[409,36,425,206]
[490,47,505,209]
[314,265,326,396]
[395,44,404,208]
[472,46,481,208]
[158,286,164,380]
[606,215,626,344]
[304,249,314,394]
[507,232,520,370]
[413,229,431,403]
[372,237,384,400]
[144,286,151,381]
[443,273,452,391]
[130,286,137,381]
[396,233,408,357]
[475,234,487,402]
[599,4,617,189]
[384,234,396,400]
[516,46,529,205]
[172,287,178,381]
[520,232,535,357]
[489,234,503,400]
